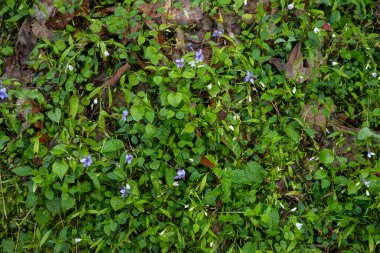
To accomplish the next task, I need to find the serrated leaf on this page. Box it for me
[167,92,183,107]
[315,169,327,180]
[52,161,69,180]
[47,108,61,123]
[130,104,144,121]
[110,197,126,211]
[319,149,334,165]
[244,161,265,185]
[61,196,76,211]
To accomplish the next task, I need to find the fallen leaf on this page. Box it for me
[322,22,332,31]
[200,156,214,169]
[31,21,52,40]
[46,0,89,30]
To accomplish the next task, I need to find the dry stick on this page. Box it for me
[106,62,131,86]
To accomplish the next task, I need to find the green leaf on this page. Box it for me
[102,139,124,153]
[145,123,156,138]
[2,239,15,253]
[69,94,79,119]
[183,122,195,133]
[347,181,359,195]
[221,178,231,203]
[87,172,100,190]
[61,197,76,211]
[159,208,172,219]
[47,108,62,123]
[358,127,372,140]
[52,161,69,180]
[153,76,162,84]
[183,71,195,79]
[138,36,146,45]
[39,229,52,248]
[145,110,155,123]
[167,92,183,107]
[199,174,208,193]
[12,165,33,176]
[331,10,341,23]
[315,169,327,180]
[244,161,265,185]
[284,124,300,143]
[130,104,144,121]
[319,149,334,165]
[50,144,67,155]
[110,197,126,211]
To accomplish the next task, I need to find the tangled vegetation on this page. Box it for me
[0,0,379,252]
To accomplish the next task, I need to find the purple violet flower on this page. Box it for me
[212,29,223,38]
[195,49,204,63]
[126,154,133,164]
[80,154,93,168]
[0,88,9,100]
[175,58,184,68]
[174,167,186,180]
[244,70,255,84]
[122,109,129,122]
[120,186,127,197]
[120,184,130,197]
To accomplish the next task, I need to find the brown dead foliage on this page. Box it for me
[270,43,325,83]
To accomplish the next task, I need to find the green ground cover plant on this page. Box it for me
[0,0,379,252]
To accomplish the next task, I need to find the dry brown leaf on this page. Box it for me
[168,0,203,25]
[31,21,52,40]
[46,0,89,30]
[200,156,215,169]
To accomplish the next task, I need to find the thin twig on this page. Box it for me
[106,62,131,86]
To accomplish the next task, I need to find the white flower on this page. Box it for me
[248,96,252,102]
[366,190,370,196]
[292,87,296,94]
[332,61,338,66]
[207,84,212,90]
[210,242,213,247]
[288,3,294,10]
[244,0,247,5]
[75,238,82,243]
[372,72,377,78]
[189,61,196,67]
[104,51,110,57]
[184,204,189,208]
[332,33,337,38]
[291,207,297,212]
[295,223,303,230]
[367,152,375,158]
[94,98,98,104]
[313,27,320,34]
[173,181,179,186]
[67,65,74,71]
[229,125,234,131]
[126,184,131,190]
